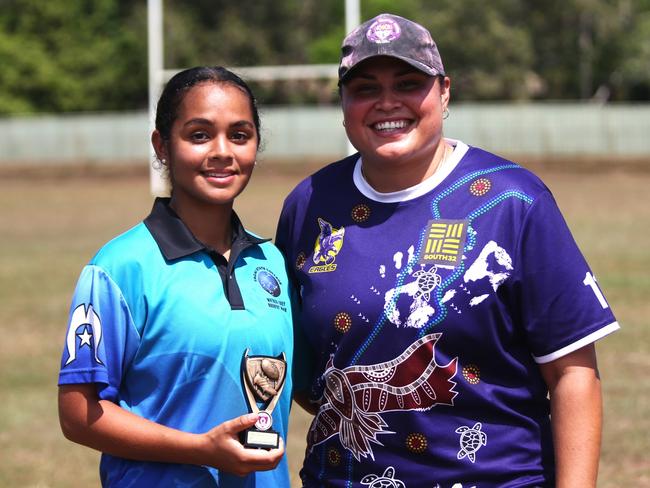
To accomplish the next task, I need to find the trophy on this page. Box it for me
[240,349,287,449]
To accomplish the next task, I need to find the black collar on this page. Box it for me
[143,197,268,261]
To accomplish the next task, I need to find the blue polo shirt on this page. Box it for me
[59,198,293,487]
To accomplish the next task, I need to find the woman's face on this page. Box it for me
[154,82,258,210]
[341,56,450,171]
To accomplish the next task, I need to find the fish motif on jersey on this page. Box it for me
[308,333,457,460]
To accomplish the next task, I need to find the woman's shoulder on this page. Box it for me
[461,144,550,198]
[90,221,154,268]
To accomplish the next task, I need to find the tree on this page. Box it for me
[0,0,147,114]
[0,0,648,113]
[614,0,650,100]
[522,0,650,100]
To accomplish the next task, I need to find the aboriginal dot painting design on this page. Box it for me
[295,252,306,271]
[328,447,342,466]
[405,433,428,454]
[469,178,492,196]
[351,204,371,223]
[462,364,481,385]
[334,312,353,333]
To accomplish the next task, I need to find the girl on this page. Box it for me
[58,66,293,487]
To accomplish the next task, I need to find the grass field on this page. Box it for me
[0,160,648,486]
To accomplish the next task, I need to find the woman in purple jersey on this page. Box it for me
[276,13,618,488]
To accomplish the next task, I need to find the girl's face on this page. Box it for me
[341,56,450,172]
[154,82,258,211]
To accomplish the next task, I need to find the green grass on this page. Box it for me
[0,163,647,486]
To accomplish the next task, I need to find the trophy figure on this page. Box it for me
[240,349,287,449]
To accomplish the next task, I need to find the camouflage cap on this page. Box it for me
[338,13,445,84]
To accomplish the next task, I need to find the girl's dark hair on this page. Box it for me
[154,66,261,147]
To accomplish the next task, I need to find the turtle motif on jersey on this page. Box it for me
[455,422,487,463]
[360,466,405,488]
[412,265,442,301]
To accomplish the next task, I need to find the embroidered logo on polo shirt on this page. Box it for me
[419,219,468,268]
[255,268,281,297]
[254,267,287,311]
[309,218,345,273]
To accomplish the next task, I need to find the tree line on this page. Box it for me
[1,0,649,114]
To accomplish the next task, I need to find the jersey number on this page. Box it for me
[583,272,608,309]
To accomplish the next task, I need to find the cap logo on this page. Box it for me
[366,18,401,44]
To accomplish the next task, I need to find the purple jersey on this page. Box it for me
[276,141,618,488]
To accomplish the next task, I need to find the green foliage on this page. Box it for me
[420,0,534,100]
[0,0,147,114]
[617,7,650,99]
[0,0,648,113]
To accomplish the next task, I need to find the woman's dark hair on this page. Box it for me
[155,66,261,147]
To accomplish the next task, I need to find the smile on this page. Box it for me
[372,119,411,131]
[203,171,235,178]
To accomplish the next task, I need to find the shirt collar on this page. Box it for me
[143,197,268,261]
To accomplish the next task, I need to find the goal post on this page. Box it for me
[147,0,360,196]
[147,0,165,195]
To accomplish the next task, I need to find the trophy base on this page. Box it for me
[241,428,280,450]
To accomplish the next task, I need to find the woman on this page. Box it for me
[276,14,619,488]
[58,66,293,487]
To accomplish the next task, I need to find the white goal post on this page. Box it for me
[147,0,360,195]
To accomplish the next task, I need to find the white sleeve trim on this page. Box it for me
[533,321,620,364]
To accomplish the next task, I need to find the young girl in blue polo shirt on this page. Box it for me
[58,67,293,487]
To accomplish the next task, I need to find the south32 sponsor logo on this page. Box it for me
[254,267,287,311]
[419,219,468,268]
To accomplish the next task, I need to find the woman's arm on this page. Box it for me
[58,384,284,476]
[539,344,602,488]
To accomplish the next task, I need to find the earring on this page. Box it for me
[152,157,165,170]
[342,120,346,127]
[443,108,450,120]
[161,158,167,165]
